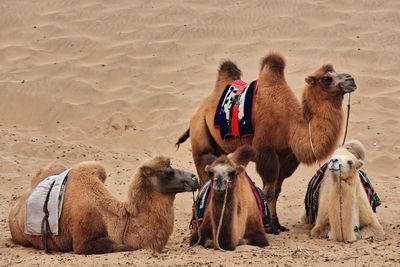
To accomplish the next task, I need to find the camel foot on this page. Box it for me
[269,215,289,235]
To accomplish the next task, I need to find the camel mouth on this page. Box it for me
[339,73,357,93]
[183,181,199,192]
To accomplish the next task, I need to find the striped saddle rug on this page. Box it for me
[213,80,257,140]
[304,163,381,224]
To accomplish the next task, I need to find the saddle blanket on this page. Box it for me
[213,80,257,139]
[190,172,272,233]
[25,168,71,235]
[304,163,381,224]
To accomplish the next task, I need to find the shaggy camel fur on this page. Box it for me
[190,145,268,250]
[310,142,385,242]
[177,52,357,233]
[9,158,199,254]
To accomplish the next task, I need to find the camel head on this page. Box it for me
[327,147,363,183]
[139,156,199,194]
[203,145,256,194]
[305,64,357,96]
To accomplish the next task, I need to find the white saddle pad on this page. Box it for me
[24,168,71,236]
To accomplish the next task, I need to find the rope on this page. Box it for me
[215,187,229,251]
[339,167,345,242]
[308,122,321,168]
[342,93,351,145]
[188,191,202,249]
[121,208,130,246]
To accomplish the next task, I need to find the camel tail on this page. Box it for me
[218,61,242,81]
[175,128,190,150]
[260,53,286,77]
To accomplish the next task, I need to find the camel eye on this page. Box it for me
[164,170,174,177]
[207,170,214,177]
[228,170,236,178]
[321,76,332,83]
[347,160,353,167]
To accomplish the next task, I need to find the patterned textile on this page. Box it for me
[304,165,381,224]
[25,168,71,235]
[190,172,272,233]
[214,80,257,139]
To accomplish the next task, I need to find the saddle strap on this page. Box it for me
[41,180,55,253]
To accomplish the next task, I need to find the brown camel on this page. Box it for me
[9,158,199,254]
[190,145,268,250]
[177,52,357,233]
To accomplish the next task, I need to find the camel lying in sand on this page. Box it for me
[9,157,199,254]
[190,145,269,250]
[310,141,385,242]
[176,52,357,233]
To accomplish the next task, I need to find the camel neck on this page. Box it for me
[290,89,344,164]
[211,186,237,250]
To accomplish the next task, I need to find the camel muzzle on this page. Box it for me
[339,73,357,93]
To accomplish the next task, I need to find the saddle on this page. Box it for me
[214,80,257,139]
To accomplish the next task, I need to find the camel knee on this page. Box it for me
[243,231,269,247]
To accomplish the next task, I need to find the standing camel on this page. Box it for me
[176,53,356,233]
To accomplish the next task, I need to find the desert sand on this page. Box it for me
[0,0,399,266]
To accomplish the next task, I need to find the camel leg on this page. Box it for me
[358,190,385,240]
[273,152,300,231]
[240,230,269,247]
[255,148,281,234]
[72,207,131,254]
[190,216,213,247]
[191,117,223,185]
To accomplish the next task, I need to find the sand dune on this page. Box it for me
[0,0,399,266]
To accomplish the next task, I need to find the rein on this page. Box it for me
[338,167,345,242]
[215,188,229,251]
[121,208,130,245]
[189,183,229,251]
[342,93,351,145]
[308,92,352,167]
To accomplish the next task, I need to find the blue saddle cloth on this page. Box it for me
[304,164,381,224]
[213,80,257,139]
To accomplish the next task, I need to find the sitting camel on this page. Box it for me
[176,52,357,233]
[8,157,199,254]
[190,145,269,250]
[310,141,385,242]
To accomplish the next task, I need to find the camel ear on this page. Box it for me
[355,159,364,169]
[229,145,256,168]
[140,165,153,177]
[305,76,316,85]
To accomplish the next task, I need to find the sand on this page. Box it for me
[0,0,399,266]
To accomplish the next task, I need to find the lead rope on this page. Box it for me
[342,93,351,145]
[188,191,202,249]
[308,122,321,168]
[339,167,345,242]
[215,188,229,251]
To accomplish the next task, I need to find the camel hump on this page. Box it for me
[73,161,107,183]
[218,60,242,81]
[260,53,286,77]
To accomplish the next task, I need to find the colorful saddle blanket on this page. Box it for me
[213,80,257,139]
[190,172,272,233]
[25,168,71,235]
[304,163,381,224]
